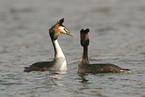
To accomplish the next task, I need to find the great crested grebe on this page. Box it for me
[78,28,129,73]
[24,18,74,72]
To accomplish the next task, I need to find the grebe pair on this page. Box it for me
[24,18,129,73]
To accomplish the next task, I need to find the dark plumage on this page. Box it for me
[78,28,129,73]
[24,61,53,72]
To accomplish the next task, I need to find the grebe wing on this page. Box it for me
[24,61,53,72]
[87,63,129,73]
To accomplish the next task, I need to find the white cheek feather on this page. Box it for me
[59,27,66,34]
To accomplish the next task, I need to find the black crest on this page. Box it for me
[80,28,89,34]
[58,18,64,25]
[85,28,89,33]
[80,29,84,32]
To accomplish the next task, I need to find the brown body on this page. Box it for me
[78,61,129,73]
[24,61,53,72]
[78,28,129,73]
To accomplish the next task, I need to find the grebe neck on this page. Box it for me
[82,46,89,63]
[51,39,65,59]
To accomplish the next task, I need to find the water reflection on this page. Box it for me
[44,71,66,87]
[77,73,108,97]
[78,73,89,83]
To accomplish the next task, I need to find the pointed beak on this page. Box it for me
[59,26,75,37]
[66,31,75,37]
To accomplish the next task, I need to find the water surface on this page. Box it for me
[0,0,145,97]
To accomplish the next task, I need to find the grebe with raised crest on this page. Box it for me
[78,28,129,73]
[24,18,74,72]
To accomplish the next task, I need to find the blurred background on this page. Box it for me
[0,0,145,97]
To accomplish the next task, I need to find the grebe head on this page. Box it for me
[80,28,89,47]
[49,18,74,40]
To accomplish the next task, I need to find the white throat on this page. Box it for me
[50,39,67,71]
[53,40,65,58]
